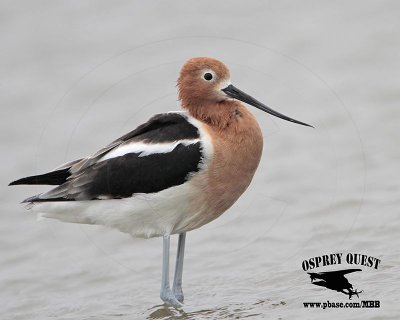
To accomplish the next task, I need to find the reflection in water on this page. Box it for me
[146,299,273,319]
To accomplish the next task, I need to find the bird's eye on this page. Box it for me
[203,72,213,81]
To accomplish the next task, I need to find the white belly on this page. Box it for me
[31,181,205,238]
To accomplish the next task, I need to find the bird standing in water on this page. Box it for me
[9,57,312,307]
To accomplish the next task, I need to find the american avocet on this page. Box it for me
[9,57,312,307]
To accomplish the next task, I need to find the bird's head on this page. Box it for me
[177,57,231,106]
[177,57,313,128]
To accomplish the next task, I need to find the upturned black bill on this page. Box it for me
[222,84,313,128]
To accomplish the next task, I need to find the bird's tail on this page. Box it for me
[9,168,70,186]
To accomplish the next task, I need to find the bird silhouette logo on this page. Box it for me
[308,269,363,299]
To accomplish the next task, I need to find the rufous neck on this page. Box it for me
[182,100,240,129]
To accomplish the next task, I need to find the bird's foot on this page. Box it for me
[173,287,184,303]
[160,287,183,308]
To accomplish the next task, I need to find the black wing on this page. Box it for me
[69,112,200,174]
[10,112,203,202]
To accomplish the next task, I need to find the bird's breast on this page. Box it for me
[188,106,263,228]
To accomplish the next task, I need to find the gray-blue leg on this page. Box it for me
[173,232,186,302]
[160,234,183,308]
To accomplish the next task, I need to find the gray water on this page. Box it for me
[1,1,399,319]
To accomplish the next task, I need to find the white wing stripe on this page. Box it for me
[99,139,200,161]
